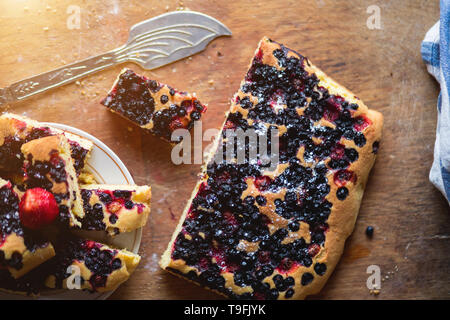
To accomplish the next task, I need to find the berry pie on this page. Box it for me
[21,135,84,228]
[78,184,151,236]
[101,68,207,142]
[160,37,383,299]
[0,178,55,279]
[0,113,93,176]
[45,238,141,293]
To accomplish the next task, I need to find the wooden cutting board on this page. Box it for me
[0,0,448,299]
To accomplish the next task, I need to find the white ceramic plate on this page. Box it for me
[1,123,142,300]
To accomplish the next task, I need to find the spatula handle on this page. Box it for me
[0,49,121,107]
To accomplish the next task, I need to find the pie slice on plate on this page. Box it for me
[160,37,383,299]
[45,238,141,293]
[78,184,151,236]
[0,178,55,279]
[0,113,93,176]
[21,135,84,228]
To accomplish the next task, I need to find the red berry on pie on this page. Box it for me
[19,188,59,230]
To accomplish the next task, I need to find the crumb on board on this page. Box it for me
[369,289,380,295]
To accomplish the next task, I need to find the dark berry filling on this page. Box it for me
[0,184,22,239]
[101,69,155,126]
[68,141,89,175]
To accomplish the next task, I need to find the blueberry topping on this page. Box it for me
[372,141,380,154]
[191,111,201,121]
[288,221,300,232]
[160,95,169,104]
[314,263,327,276]
[285,288,295,298]
[336,187,349,200]
[301,272,314,286]
[109,214,118,224]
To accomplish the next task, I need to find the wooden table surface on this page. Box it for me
[0,0,449,300]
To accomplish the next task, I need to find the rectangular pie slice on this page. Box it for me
[44,238,141,293]
[160,37,383,299]
[21,135,84,228]
[101,68,207,142]
[0,178,55,279]
[0,113,93,176]
[77,184,151,236]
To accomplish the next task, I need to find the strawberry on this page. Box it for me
[19,188,59,230]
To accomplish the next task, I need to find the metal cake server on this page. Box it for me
[0,11,231,107]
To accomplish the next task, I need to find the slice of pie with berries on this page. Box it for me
[0,179,55,279]
[44,238,141,293]
[21,135,84,228]
[160,37,383,299]
[78,184,151,236]
[101,68,207,142]
[0,113,93,177]
[0,268,43,296]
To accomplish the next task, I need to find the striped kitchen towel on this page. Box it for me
[421,0,450,205]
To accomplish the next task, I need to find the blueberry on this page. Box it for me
[178,108,187,116]
[284,276,295,287]
[345,148,359,162]
[148,80,158,91]
[273,274,283,285]
[336,187,349,200]
[160,95,169,104]
[301,272,314,286]
[111,258,122,270]
[267,288,279,300]
[372,141,380,154]
[288,221,300,232]
[366,226,374,237]
[191,111,201,121]
[256,195,267,206]
[314,263,327,276]
[354,132,366,147]
[285,288,295,298]
[109,214,118,224]
[124,200,134,210]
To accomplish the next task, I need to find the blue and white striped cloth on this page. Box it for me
[421,0,450,205]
